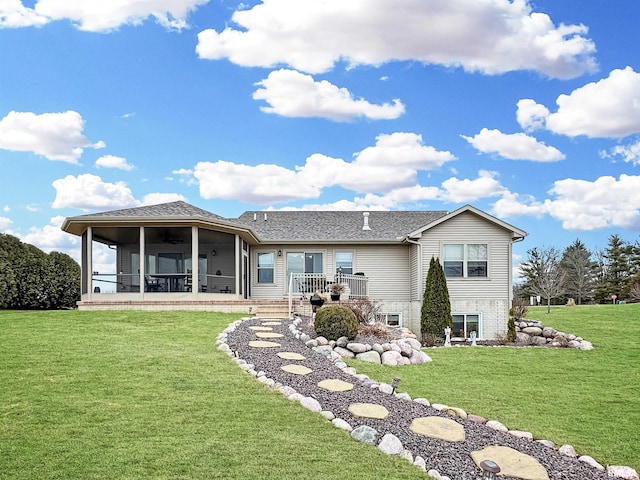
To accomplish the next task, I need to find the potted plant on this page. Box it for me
[330,282,346,301]
[309,290,326,312]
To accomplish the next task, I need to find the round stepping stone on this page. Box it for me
[318,379,354,392]
[281,364,313,375]
[248,340,281,348]
[409,416,466,442]
[255,332,284,339]
[249,326,273,331]
[277,352,306,361]
[471,446,549,480]
[262,321,282,326]
[348,403,389,420]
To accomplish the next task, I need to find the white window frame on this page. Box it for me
[257,251,275,284]
[377,312,402,328]
[442,243,489,278]
[451,313,482,340]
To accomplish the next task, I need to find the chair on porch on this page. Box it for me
[144,275,161,292]
[184,269,193,292]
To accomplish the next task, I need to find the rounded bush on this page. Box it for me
[314,305,358,341]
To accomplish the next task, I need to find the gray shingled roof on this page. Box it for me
[77,201,228,221]
[63,202,450,243]
[236,210,448,242]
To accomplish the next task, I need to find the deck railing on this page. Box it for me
[287,272,369,317]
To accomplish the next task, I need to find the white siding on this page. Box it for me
[414,210,515,339]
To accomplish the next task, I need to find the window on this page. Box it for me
[257,252,274,283]
[376,312,402,328]
[335,252,353,274]
[452,313,480,339]
[158,252,183,273]
[443,243,487,278]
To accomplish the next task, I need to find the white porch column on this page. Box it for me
[191,226,198,296]
[235,235,241,296]
[139,226,145,298]
[86,226,93,300]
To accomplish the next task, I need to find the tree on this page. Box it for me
[421,257,452,338]
[560,239,597,305]
[595,234,632,303]
[0,233,80,309]
[519,246,566,314]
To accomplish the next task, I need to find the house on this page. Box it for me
[61,201,526,340]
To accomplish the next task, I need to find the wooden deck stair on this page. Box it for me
[253,303,292,319]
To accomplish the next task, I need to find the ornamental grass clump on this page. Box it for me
[314,304,358,340]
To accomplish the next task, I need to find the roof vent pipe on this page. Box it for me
[264,213,268,221]
[253,213,257,221]
[362,212,371,231]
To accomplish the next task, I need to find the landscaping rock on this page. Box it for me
[523,326,543,336]
[331,418,353,432]
[486,420,508,432]
[378,433,404,455]
[578,455,604,471]
[351,425,378,445]
[355,350,381,364]
[381,350,403,366]
[607,466,640,480]
[347,342,370,353]
[558,444,577,457]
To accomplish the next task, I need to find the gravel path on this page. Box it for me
[224,317,611,480]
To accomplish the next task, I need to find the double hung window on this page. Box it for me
[257,252,274,283]
[443,243,488,278]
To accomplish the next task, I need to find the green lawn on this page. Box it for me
[0,310,426,480]
[348,303,640,472]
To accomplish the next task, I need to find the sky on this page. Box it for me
[2,0,640,274]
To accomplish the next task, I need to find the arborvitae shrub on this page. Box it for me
[314,305,358,340]
[507,316,517,342]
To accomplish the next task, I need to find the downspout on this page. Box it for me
[404,236,422,299]
[509,235,526,309]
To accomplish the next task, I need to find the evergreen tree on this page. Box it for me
[560,239,597,304]
[0,233,80,309]
[421,257,452,338]
[595,234,631,303]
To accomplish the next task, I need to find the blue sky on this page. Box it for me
[2,0,640,272]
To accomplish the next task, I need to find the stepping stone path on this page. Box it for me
[225,317,627,480]
[281,364,313,375]
[348,403,389,420]
[410,416,466,442]
[255,332,284,339]
[471,446,550,480]
[317,379,354,392]
[276,352,306,361]
[248,340,281,348]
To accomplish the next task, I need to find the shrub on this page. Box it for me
[421,257,452,337]
[422,333,442,347]
[314,305,358,340]
[507,316,517,342]
[345,297,382,324]
[511,298,529,319]
[358,323,394,340]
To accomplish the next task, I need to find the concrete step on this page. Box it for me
[254,304,291,319]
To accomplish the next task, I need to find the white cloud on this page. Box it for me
[1,0,208,32]
[0,111,104,163]
[0,216,12,230]
[521,67,640,138]
[516,99,550,132]
[601,140,640,166]
[194,160,316,204]
[3,205,10,212]
[462,128,565,162]
[193,132,455,204]
[52,173,138,210]
[441,170,508,202]
[95,154,134,171]
[253,69,405,121]
[0,0,48,27]
[493,174,640,230]
[142,192,187,205]
[197,0,596,79]
[20,215,79,255]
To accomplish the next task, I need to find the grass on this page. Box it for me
[0,310,427,480]
[347,303,640,472]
